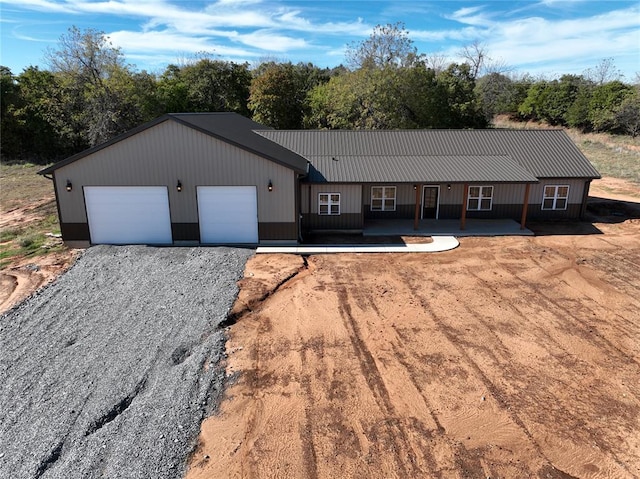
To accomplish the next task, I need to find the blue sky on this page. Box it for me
[1,0,639,79]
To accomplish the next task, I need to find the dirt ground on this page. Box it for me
[187,189,640,478]
[1,178,639,478]
[0,193,77,313]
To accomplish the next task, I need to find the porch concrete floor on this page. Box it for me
[363,218,534,237]
[257,236,459,254]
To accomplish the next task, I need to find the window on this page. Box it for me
[371,186,396,211]
[467,186,493,211]
[318,193,340,215]
[542,185,569,210]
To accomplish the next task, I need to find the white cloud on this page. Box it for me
[237,29,307,51]
[2,0,638,76]
[447,6,493,27]
[106,29,257,57]
[1,0,76,13]
[411,26,482,42]
[429,3,640,77]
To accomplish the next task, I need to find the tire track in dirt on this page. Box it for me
[398,265,572,476]
[449,261,639,476]
[298,347,320,479]
[585,251,640,300]
[387,337,446,435]
[486,250,640,363]
[485,262,640,371]
[335,285,420,477]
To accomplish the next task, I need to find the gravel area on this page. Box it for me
[0,245,253,479]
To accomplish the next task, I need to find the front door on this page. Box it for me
[422,186,439,219]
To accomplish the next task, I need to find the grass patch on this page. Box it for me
[0,230,64,268]
[0,228,22,242]
[0,246,21,260]
[0,163,54,213]
[576,140,640,183]
[0,162,67,269]
[492,115,640,185]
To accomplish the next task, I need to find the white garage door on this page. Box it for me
[197,186,258,244]
[85,186,172,245]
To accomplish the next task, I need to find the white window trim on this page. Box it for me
[467,185,494,211]
[318,192,341,215]
[370,186,397,212]
[541,185,570,210]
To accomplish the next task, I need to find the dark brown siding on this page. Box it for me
[172,223,199,241]
[528,203,582,219]
[466,204,523,220]
[258,222,297,240]
[60,223,90,241]
[439,203,582,220]
[302,213,363,230]
[364,204,414,219]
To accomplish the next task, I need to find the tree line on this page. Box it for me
[1,24,638,164]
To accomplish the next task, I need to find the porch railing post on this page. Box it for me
[520,183,531,230]
[460,183,469,230]
[413,184,421,231]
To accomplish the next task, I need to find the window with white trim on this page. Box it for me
[542,185,569,210]
[467,186,493,211]
[318,193,340,215]
[370,186,396,211]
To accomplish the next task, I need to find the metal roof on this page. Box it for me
[306,155,538,183]
[255,129,601,183]
[40,113,308,175]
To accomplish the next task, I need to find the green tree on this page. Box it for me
[156,65,190,113]
[46,26,141,146]
[589,81,632,132]
[306,64,453,130]
[565,84,594,130]
[518,75,587,126]
[249,62,328,129]
[15,66,76,161]
[436,63,487,128]
[475,73,530,121]
[180,59,251,115]
[614,90,640,137]
[0,67,22,160]
[518,81,547,121]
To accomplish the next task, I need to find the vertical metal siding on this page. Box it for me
[529,179,585,205]
[55,121,296,224]
[305,184,362,214]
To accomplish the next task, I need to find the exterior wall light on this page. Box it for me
[413,184,417,190]
[176,180,182,192]
[447,184,452,190]
[66,180,72,192]
[268,180,273,192]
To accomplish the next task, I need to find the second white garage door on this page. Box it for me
[197,186,258,244]
[85,186,172,245]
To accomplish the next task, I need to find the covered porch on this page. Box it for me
[363,218,534,237]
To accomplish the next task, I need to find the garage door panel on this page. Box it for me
[85,187,172,245]
[197,186,258,244]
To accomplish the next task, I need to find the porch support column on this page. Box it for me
[520,183,531,230]
[413,184,421,231]
[460,183,469,230]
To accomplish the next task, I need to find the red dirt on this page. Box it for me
[187,189,640,478]
[0,195,77,314]
[0,251,78,313]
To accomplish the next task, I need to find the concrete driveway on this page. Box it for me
[0,245,252,479]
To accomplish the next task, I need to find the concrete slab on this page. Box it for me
[256,236,459,254]
[363,218,534,237]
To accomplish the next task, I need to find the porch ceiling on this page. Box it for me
[305,155,539,184]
